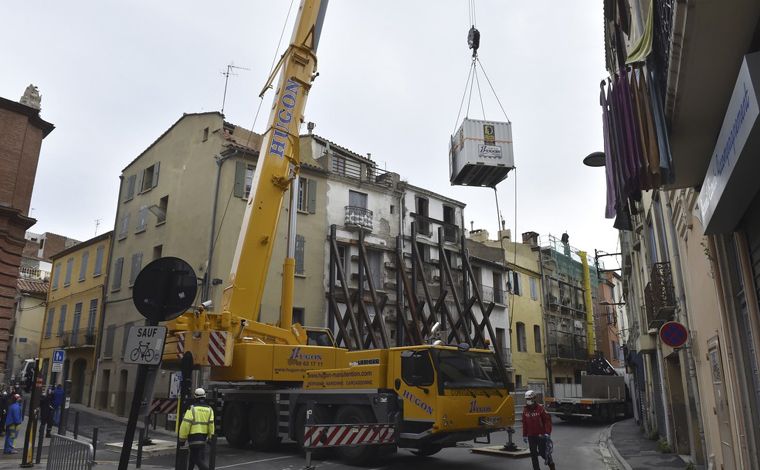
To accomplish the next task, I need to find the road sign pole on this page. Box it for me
[21,359,40,467]
[175,352,194,470]
[118,319,159,470]
[58,380,72,436]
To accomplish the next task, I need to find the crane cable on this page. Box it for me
[457,1,519,333]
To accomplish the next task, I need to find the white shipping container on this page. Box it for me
[449,118,515,187]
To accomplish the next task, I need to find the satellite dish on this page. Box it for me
[132,257,198,323]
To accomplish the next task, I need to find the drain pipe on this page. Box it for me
[663,191,707,465]
[204,150,238,301]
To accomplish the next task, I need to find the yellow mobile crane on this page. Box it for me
[164,0,514,464]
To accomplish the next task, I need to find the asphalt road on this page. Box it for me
[133,417,619,470]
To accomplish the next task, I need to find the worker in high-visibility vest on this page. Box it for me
[179,388,215,470]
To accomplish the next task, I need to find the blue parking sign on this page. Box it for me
[53,349,65,363]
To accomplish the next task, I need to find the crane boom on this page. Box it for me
[221,0,329,328]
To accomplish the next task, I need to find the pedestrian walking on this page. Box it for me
[522,390,556,470]
[51,384,63,425]
[4,394,23,454]
[178,388,215,470]
[39,388,54,438]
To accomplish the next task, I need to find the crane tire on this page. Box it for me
[249,403,282,450]
[223,402,250,448]
[334,405,379,465]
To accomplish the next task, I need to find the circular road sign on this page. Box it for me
[659,321,689,348]
[132,257,198,323]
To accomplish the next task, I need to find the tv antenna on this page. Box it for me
[221,62,250,115]
[95,219,101,236]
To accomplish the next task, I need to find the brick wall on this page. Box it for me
[0,96,53,377]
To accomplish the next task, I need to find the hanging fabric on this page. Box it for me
[626,0,653,64]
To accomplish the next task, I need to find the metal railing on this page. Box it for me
[645,262,676,329]
[332,156,395,188]
[61,329,97,348]
[652,0,675,102]
[481,285,508,305]
[345,206,373,230]
[47,433,94,470]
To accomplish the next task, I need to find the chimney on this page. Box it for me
[307,122,315,134]
[468,229,489,243]
[522,231,539,247]
[498,229,511,241]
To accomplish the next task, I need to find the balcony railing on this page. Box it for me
[60,329,97,348]
[332,156,395,188]
[481,285,508,305]
[345,206,373,230]
[645,262,677,329]
[652,0,675,102]
[18,266,50,280]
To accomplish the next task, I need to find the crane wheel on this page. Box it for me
[223,402,250,448]
[334,405,380,465]
[410,444,443,457]
[249,403,282,450]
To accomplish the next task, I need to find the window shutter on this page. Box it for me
[58,305,67,336]
[136,206,148,231]
[152,162,160,188]
[112,257,124,290]
[138,169,145,194]
[124,175,136,201]
[87,299,98,332]
[94,246,104,276]
[105,325,116,358]
[308,179,317,214]
[52,263,61,290]
[46,308,55,338]
[120,212,131,239]
[130,252,143,286]
[64,258,74,286]
[295,235,305,275]
[234,161,246,198]
[79,251,89,281]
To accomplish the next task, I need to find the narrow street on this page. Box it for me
[138,418,617,470]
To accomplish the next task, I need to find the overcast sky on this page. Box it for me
[3,1,619,264]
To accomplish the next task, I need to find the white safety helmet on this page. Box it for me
[525,390,537,400]
[194,388,206,398]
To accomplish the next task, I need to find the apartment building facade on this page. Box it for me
[303,132,511,365]
[595,272,623,368]
[600,1,760,467]
[40,231,111,404]
[468,229,544,391]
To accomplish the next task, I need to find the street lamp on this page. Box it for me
[583,151,606,167]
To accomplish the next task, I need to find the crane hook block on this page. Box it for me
[468,26,480,57]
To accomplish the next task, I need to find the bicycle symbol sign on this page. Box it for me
[124,326,167,365]
[659,321,688,348]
